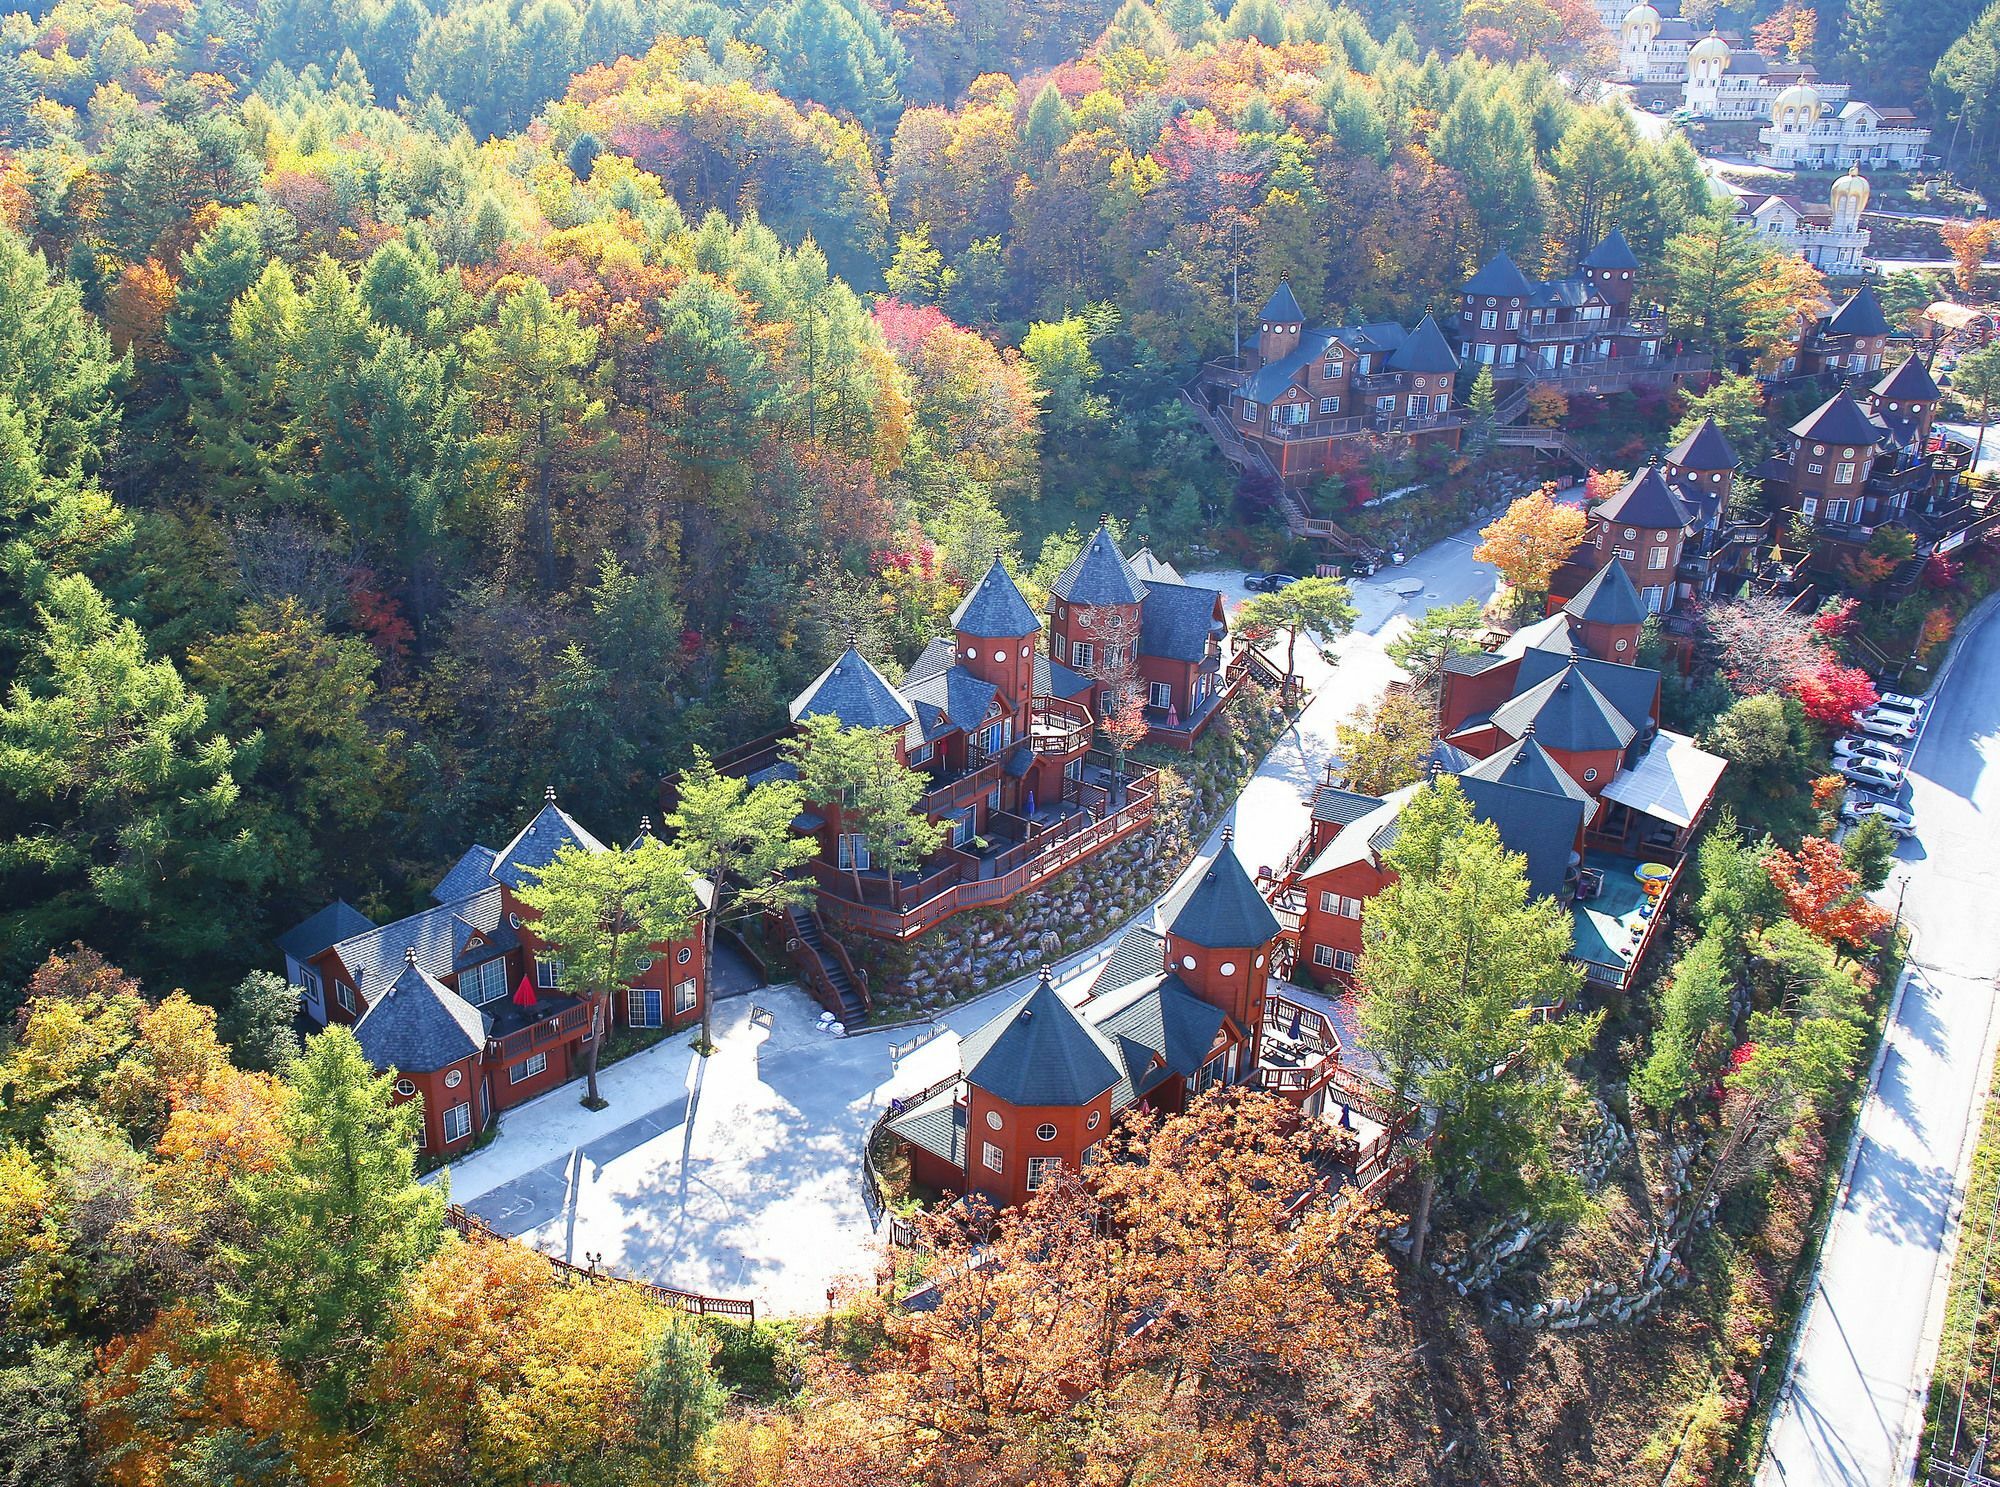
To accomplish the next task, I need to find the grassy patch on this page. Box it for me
[1922,1011,2000,1472]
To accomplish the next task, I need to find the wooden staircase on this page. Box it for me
[784,904,867,1024]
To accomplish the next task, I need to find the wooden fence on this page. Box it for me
[444,1204,755,1320]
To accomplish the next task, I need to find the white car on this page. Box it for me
[1841,800,1916,837]
[1875,691,1926,715]
[1834,755,1904,790]
[1833,735,1905,766]
[1854,710,1919,742]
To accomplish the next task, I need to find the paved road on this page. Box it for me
[1760,600,2000,1487]
[442,527,1500,1315]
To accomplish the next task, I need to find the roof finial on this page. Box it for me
[637,814,652,837]
[1038,964,1053,987]
[1221,824,1235,846]
[1522,720,1536,737]
[544,784,556,803]
[404,946,418,965]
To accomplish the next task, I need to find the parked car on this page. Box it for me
[1854,710,1920,742]
[1833,735,1905,766]
[1875,691,1927,714]
[1861,698,1922,724]
[1841,800,1917,837]
[1246,572,1299,593]
[1834,754,1904,790]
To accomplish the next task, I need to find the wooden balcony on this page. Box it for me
[488,1000,590,1064]
[1028,695,1092,754]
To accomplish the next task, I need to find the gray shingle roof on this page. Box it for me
[1464,251,1535,297]
[1125,547,1183,584]
[1093,924,1167,994]
[1087,973,1227,1108]
[960,974,1121,1107]
[1169,837,1281,949]
[1825,289,1890,338]
[884,1085,966,1166]
[789,645,919,731]
[490,799,609,891]
[329,883,519,993]
[1387,311,1459,373]
[1593,466,1692,532]
[1312,785,1386,826]
[1873,355,1940,403]
[1460,732,1591,803]
[900,663,998,738]
[1457,774,1585,902]
[431,845,498,904]
[1034,650,1093,700]
[1139,580,1224,664]
[1259,279,1304,324]
[1789,390,1884,448]
[1442,650,1508,676]
[1563,560,1650,627]
[1581,227,1640,271]
[1515,648,1658,741]
[1490,664,1638,752]
[352,954,491,1075]
[951,559,1041,639]
[1049,525,1146,606]
[277,900,375,963]
[1663,417,1738,472]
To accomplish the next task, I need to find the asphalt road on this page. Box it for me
[1759,599,2000,1487]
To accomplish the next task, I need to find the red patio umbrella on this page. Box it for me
[513,974,539,1009]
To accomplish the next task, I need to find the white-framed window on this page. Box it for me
[677,946,692,964]
[982,1141,1004,1173]
[297,965,322,1000]
[1241,400,1258,422]
[1053,631,1067,661]
[1648,547,1669,570]
[1480,309,1497,329]
[674,978,698,1014]
[628,987,662,1028]
[1806,462,1824,474]
[1835,462,1855,483]
[1319,892,1361,918]
[442,1103,472,1143]
[1506,310,1521,329]
[336,981,356,1014]
[1376,395,1396,412]
[1313,943,1336,968]
[1036,1122,1058,1141]
[394,1077,415,1097]
[837,833,870,872]
[509,1052,547,1084]
[1408,394,1429,417]
[1801,496,1819,519]
[1642,586,1665,613]
[910,741,933,765]
[1318,396,1340,414]
[535,956,563,990]
[1149,681,1172,709]
[1070,640,1094,669]
[461,957,508,1005]
[1615,547,1636,562]
[1826,498,1850,523]
[1026,1156,1061,1191]
[1323,359,1343,380]
[1435,391,1449,412]
[1331,948,1358,973]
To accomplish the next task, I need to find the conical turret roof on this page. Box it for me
[1169,834,1281,950]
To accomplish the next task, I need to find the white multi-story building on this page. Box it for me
[1618,3,1704,85]
[1680,32,1848,119]
[1755,90,1930,170]
[1729,168,1873,274]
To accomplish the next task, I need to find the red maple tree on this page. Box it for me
[1763,837,1893,951]
[1793,660,1877,730]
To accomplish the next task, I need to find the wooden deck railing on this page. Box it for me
[489,1002,590,1064]
[444,1204,755,1319]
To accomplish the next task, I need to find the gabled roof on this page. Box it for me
[1464,251,1534,297]
[788,645,919,731]
[1087,974,1228,1108]
[960,973,1120,1107]
[1873,354,1940,403]
[1789,390,1884,448]
[1599,728,1727,829]
[277,900,376,963]
[1824,288,1890,339]
[1489,663,1638,752]
[1139,581,1226,664]
[899,662,998,738]
[1581,227,1640,271]
[1049,524,1146,607]
[1168,836,1281,950]
[1593,466,1692,533]
[1312,785,1387,826]
[329,883,519,992]
[352,953,491,1075]
[1259,279,1304,324]
[490,797,609,891]
[431,844,498,904]
[951,559,1041,639]
[1460,731,1591,804]
[1663,416,1738,472]
[1456,774,1586,902]
[1563,560,1650,628]
[1125,546,1183,584]
[1387,311,1459,373]
[1515,648,1659,740]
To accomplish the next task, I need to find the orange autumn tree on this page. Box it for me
[1763,836,1892,952]
[1585,467,1630,504]
[1752,3,1817,59]
[1474,483,1590,613]
[1940,220,1999,296]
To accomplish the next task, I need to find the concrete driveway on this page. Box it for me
[442,527,1501,1318]
[1759,599,2000,1486]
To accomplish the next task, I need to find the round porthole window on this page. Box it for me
[1843,448,1855,459]
[964,647,978,660]
[444,1069,462,1089]
[1181,955,1197,970]
[1486,297,1496,306]
[985,1110,1003,1131]
[509,913,523,929]
[635,954,653,972]
[1220,961,1238,976]
[395,1078,415,1097]
[1814,444,1826,455]
[1655,531,1670,542]
[1255,954,1266,969]
[1078,611,1093,628]
[1583,768,1599,781]
[1087,1111,1101,1130]
[1036,1123,1057,1141]
[1615,639,1629,652]
[1624,528,1637,540]
[677,947,692,964]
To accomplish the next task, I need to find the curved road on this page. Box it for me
[1760,598,2000,1486]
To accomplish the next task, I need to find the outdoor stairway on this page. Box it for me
[792,909,865,1023]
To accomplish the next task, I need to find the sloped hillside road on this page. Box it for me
[1759,600,2000,1487]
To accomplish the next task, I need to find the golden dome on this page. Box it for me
[1690,32,1730,64]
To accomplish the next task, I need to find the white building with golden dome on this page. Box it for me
[1674,34,1848,119]
[1728,170,1871,274]
[1755,96,1930,170]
